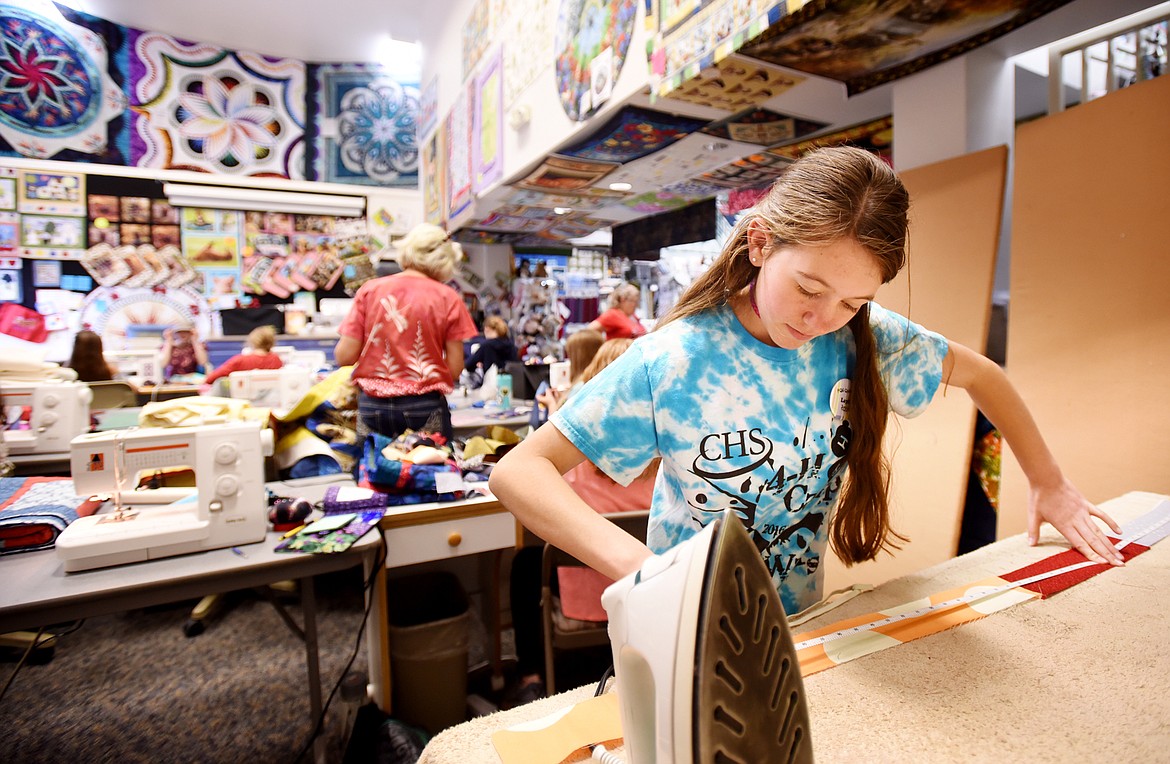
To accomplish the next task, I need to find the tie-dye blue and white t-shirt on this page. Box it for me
[551,302,949,615]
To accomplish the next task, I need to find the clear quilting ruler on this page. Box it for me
[794,499,1170,652]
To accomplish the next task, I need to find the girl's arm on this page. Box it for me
[943,341,1124,565]
[489,423,654,581]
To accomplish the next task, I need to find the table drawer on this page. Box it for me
[382,511,514,567]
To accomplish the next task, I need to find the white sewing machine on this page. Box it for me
[228,366,312,413]
[0,378,92,460]
[55,421,274,572]
[105,349,162,385]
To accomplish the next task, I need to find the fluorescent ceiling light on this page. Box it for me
[162,183,367,217]
[609,182,632,192]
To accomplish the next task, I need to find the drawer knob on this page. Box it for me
[447,531,462,547]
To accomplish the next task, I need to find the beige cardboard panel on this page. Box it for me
[999,74,1170,538]
[823,146,1006,591]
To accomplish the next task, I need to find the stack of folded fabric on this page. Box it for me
[0,477,90,555]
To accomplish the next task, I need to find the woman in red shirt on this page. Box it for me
[587,282,646,340]
[334,224,477,442]
[203,325,283,386]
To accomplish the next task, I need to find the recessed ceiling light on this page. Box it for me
[609,182,632,192]
[554,207,571,214]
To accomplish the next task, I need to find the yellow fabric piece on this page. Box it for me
[462,436,507,459]
[485,425,522,445]
[273,366,354,423]
[402,445,450,464]
[138,396,268,428]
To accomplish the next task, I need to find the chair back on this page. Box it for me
[541,509,649,693]
[87,380,138,410]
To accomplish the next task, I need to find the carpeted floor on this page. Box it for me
[1,564,617,764]
[2,568,370,764]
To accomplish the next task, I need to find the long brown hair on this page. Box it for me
[69,330,114,383]
[564,328,604,383]
[659,146,911,565]
[576,338,658,481]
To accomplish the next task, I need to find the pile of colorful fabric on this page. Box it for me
[358,430,463,505]
[0,477,89,555]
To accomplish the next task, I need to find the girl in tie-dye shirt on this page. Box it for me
[490,147,1124,617]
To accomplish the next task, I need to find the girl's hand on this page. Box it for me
[536,387,563,413]
[1027,477,1125,566]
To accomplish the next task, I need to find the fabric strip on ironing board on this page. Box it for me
[793,499,1170,677]
[1001,542,1148,598]
[793,576,1037,676]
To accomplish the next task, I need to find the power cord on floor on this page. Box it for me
[293,525,388,763]
[0,620,87,705]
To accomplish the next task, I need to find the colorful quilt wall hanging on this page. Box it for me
[702,107,827,147]
[558,105,709,165]
[0,2,129,164]
[307,64,420,188]
[766,115,893,163]
[0,2,421,188]
[554,0,640,121]
[738,0,1078,95]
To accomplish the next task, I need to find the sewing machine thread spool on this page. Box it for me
[268,497,314,532]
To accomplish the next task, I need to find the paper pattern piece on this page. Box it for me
[491,692,622,764]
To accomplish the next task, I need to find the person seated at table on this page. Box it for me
[160,321,210,381]
[534,328,604,415]
[67,329,113,383]
[202,325,283,390]
[464,315,518,384]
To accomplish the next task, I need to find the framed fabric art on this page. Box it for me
[473,48,505,193]
[514,155,619,193]
[447,84,475,220]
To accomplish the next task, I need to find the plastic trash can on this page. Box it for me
[386,571,471,735]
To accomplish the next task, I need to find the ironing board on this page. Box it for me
[415,491,1170,764]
